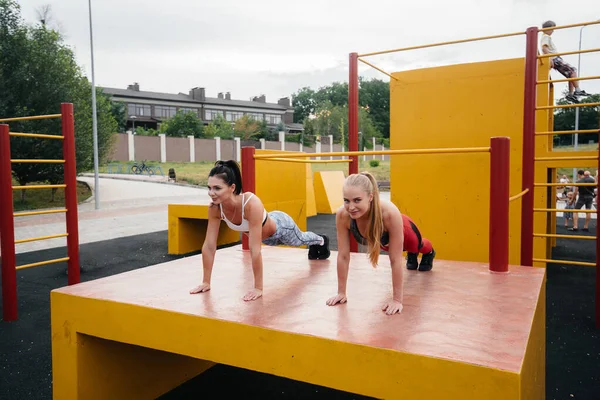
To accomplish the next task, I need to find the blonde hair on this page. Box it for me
[344,172,383,267]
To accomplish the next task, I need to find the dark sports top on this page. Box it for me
[349,218,390,247]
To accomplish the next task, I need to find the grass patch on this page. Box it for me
[12,179,92,212]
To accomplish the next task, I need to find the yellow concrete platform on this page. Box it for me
[167,204,240,255]
[51,245,545,399]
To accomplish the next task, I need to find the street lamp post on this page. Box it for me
[88,0,100,210]
[131,115,137,134]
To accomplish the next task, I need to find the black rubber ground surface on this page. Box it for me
[0,215,598,399]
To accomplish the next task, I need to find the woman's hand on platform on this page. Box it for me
[243,288,263,301]
[382,299,403,315]
[189,283,211,294]
[326,293,347,306]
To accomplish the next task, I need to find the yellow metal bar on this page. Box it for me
[16,256,70,270]
[264,158,351,164]
[10,159,65,164]
[254,147,490,160]
[534,208,596,213]
[509,189,529,202]
[534,182,597,187]
[532,258,595,267]
[536,129,599,136]
[0,114,61,122]
[357,31,524,57]
[537,75,600,85]
[9,132,64,140]
[536,102,600,110]
[534,156,597,162]
[538,20,600,32]
[15,233,68,244]
[12,184,66,190]
[358,58,399,81]
[538,48,600,59]
[534,233,596,240]
[14,209,67,217]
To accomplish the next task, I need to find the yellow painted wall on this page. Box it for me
[390,58,552,265]
[306,164,317,217]
[255,149,308,231]
[313,171,345,214]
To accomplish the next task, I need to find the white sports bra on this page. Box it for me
[220,193,268,232]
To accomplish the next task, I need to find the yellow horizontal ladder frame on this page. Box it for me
[13,184,66,190]
[534,233,596,240]
[253,147,491,160]
[534,208,596,213]
[15,233,69,244]
[533,258,596,267]
[536,102,600,110]
[9,132,64,140]
[16,257,70,270]
[264,158,351,164]
[11,159,65,164]
[536,129,599,136]
[0,114,61,122]
[358,30,524,57]
[534,156,597,162]
[537,48,600,59]
[537,75,600,85]
[14,209,68,217]
[538,20,600,32]
[534,182,597,187]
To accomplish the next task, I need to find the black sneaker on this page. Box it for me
[565,93,579,103]
[574,89,590,97]
[308,242,320,260]
[406,253,418,270]
[316,234,330,260]
[418,249,436,271]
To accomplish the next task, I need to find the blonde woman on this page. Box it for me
[326,172,435,315]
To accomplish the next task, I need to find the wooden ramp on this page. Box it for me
[51,245,545,399]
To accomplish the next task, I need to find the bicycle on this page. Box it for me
[130,160,155,175]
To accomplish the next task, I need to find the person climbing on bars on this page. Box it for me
[540,20,590,103]
[190,160,330,301]
[326,172,435,315]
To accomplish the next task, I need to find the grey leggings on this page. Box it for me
[262,211,323,247]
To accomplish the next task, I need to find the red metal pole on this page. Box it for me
[520,27,538,267]
[0,124,17,321]
[489,137,510,273]
[241,146,256,251]
[596,130,600,329]
[61,103,80,285]
[348,52,359,253]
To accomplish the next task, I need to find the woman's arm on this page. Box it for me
[381,204,405,315]
[326,206,351,306]
[242,195,265,301]
[190,204,222,294]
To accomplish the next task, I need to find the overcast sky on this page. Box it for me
[14,0,600,103]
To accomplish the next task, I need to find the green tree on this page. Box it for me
[291,87,316,123]
[359,77,390,139]
[159,109,204,138]
[233,115,261,140]
[203,114,233,139]
[553,93,600,146]
[110,101,127,133]
[1,1,117,200]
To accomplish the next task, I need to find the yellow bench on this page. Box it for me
[168,204,240,255]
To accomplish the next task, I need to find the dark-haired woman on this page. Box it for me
[190,160,330,301]
[326,172,435,315]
